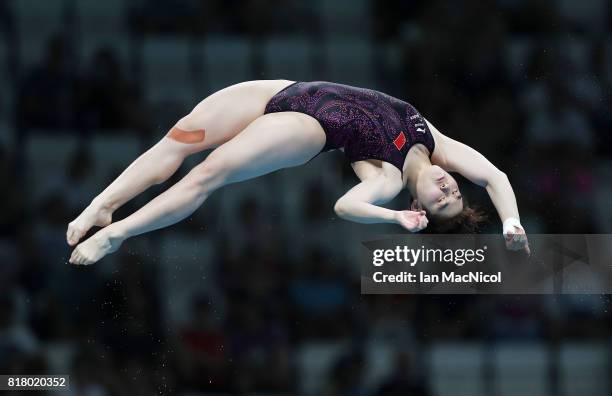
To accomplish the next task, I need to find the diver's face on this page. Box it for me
[416,165,463,218]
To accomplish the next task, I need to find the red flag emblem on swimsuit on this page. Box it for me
[393,131,406,150]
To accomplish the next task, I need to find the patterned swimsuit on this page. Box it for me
[263,81,435,174]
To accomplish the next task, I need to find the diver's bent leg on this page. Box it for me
[66,81,278,246]
[65,125,201,246]
[68,111,326,265]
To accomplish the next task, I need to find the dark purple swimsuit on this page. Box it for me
[263,81,435,174]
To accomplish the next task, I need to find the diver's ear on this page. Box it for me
[410,199,422,211]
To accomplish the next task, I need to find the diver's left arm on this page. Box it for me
[438,135,529,253]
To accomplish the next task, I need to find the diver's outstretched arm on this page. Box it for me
[437,135,520,221]
[425,118,523,225]
[434,132,529,252]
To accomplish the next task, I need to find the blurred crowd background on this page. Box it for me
[1,0,611,395]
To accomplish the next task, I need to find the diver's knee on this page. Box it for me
[191,158,232,192]
[168,110,211,144]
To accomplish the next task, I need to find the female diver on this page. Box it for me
[67,80,529,265]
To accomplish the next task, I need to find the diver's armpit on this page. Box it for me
[166,127,206,144]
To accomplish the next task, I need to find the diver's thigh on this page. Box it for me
[174,80,290,150]
[204,111,326,183]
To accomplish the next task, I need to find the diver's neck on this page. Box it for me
[402,145,431,196]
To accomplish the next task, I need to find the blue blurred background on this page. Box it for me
[0,0,611,395]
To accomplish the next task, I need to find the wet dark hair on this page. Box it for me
[426,205,488,234]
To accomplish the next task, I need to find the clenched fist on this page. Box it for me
[395,210,428,232]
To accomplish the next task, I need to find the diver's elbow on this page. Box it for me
[334,200,350,219]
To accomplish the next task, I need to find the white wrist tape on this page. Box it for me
[503,217,523,235]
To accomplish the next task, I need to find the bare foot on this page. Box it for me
[66,203,113,246]
[69,227,124,265]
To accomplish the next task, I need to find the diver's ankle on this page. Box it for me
[91,198,117,213]
[103,223,127,244]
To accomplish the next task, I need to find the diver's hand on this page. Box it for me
[503,217,530,254]
[396,210,428,232]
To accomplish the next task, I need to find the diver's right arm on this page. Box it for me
[333,176,427,231]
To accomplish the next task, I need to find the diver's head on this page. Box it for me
[413,164,463,218]
[412,164,487,233]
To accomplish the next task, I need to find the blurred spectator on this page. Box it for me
[289,248,352,338]
[232,196,273,250]
[65,347,111,396]
[32,147,97,214]
[0,1,13,36]
[33,193,72,264]
[558,294,610,338]
[323,349,369,396]
[524,78,595,150]
[227,301,292,391]
[176,293,230,390]
[376,351,431,396]
[373,0,427,39]
[77,47,144,131]
[17,35,76,131]
[132,0,204,34]
[303,178,331,222]
[366,295,416,344]
[95,254,163,364]
[0,144,24,237]
[64,147,99,210]
[0,292,39,357]
[485,296,548,339]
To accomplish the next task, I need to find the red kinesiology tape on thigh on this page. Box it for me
[166,127,206,143]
